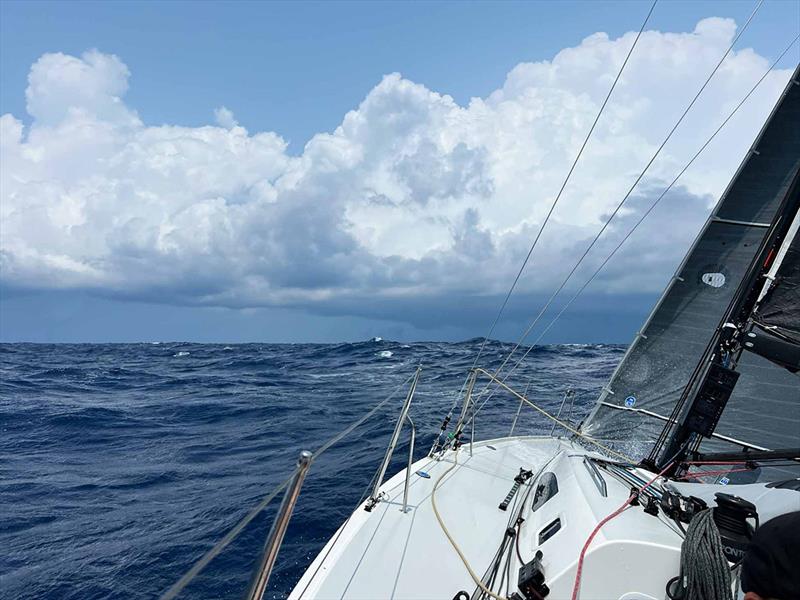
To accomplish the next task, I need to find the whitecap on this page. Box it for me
[378,350,393,358]
[174,351,190,357]
[222,346,234,351]
[307,371,355,379]
[371,336,383,342]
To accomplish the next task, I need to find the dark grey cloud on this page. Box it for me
[0,26,791,337]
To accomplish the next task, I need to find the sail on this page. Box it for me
[582,65,800,462]
[694,348,799,480]
[747,208,800,370]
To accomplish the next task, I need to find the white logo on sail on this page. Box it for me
[701,272,726,288]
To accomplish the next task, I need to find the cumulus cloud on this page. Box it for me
[214,106,238,130]
[0,23,792,328]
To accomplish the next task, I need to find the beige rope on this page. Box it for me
[430,449,510,600]
[474,369,633,463]
[432,373,630,600]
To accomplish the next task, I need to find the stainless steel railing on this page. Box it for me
[401,414,416,513]
[365,366,421,512]
[550,388,575,436]
[245,368,422,599]
[508,381,531,436]
[454,370,477,456]
[243,371,586,599]
[246,450,313,600]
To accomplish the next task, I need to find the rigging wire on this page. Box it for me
[161,472,296,600]
[472,0,764,408]
[467,4,781,423]
[160,371,416,600]
[164,10,788,600]
[294,464,384,598]
[474,368,633,461]
[472,30,798,424]
[467,0,659,371]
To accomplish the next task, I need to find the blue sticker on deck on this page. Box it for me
[719,477,730,485]
[625,396,637,407]
[416,471,431,479]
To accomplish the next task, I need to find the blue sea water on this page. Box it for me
[0,340,624,599]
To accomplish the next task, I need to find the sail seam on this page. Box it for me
[712,217,771,228]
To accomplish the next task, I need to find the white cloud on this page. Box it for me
[214,106,238,129]
[25,50,139,127]
[0,20,792,325]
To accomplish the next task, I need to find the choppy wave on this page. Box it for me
[0,340,623,599]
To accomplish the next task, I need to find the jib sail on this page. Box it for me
[582,65,800,462]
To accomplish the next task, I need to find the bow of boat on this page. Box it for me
[290,436,686,600]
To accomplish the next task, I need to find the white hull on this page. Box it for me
[289,435,796,599]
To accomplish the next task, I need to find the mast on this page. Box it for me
[653,164,800,471]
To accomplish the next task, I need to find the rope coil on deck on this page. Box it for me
[666,509,732,600]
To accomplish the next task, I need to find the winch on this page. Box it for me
[712,492,758,563]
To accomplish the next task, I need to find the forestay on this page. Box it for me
[582,65,800,463]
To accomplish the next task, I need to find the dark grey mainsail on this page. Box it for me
[582,65,800,463]
[693,349,799,481]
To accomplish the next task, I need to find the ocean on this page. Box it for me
[0,340,624,599]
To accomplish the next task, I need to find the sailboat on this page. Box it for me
[277,66,800,599]
[161,31,800,600]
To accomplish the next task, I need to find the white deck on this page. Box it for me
[289,437,689,599]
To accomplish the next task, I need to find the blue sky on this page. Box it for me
[3,1,797,149]
[1,1,798,343]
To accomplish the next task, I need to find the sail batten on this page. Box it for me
[583,66,800,468]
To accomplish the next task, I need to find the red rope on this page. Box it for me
[678,467,752,481]
[571,464,673,600]
[683,461,746,465]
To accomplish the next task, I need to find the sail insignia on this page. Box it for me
[582,65,800,467]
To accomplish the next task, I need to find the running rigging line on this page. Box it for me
[467,0,659,371]
[469,29,796,428]
[479,34,800,407]
[468,0,765,415]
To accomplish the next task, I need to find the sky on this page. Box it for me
[1,0,799,343]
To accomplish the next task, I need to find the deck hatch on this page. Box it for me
[531,472,558,512]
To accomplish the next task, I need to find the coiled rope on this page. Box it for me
[666,509,732,600]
